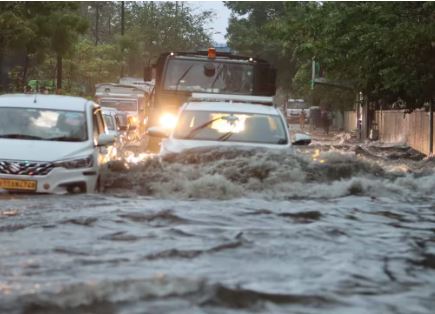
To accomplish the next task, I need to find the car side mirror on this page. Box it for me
[292,133,311,145]
[147,126,169,138]
[97,133,116,146]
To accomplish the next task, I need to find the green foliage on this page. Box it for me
[1,1,213,96]
[225,2,319,92]
[315,2,435,106]
[122,2,213,72]
[226,1,435,108]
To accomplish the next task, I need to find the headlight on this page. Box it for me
[159,113,177,129]
[128,115,138,126]
[55,155,94,169]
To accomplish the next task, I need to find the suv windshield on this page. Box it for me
[0,107,87,142]
[163,59,254,94]
[173,110,287,145]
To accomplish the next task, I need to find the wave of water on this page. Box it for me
[105,146,435,201]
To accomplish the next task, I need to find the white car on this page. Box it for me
[102,107,126,160]
[0,94,115,194]
[148,93,311,155]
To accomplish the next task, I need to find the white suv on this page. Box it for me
[0,94,115,193]
[148,93,311,155]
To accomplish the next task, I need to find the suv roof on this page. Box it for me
[0,94,92,111]
[101,107,119,112]
[184,101,280,115]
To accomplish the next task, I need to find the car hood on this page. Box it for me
[161,138,292,155]
[0,139,93,162]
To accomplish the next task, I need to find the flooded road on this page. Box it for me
[1,141,435,314]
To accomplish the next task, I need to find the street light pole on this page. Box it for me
[311,57,315,90]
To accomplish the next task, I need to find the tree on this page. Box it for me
[41,5,87,91]
[226,1,435,109]
[122,1,213,76]
[315,2,435,107]
[1,1,213,96]
[0,2,88,92]
[0,2,37,90]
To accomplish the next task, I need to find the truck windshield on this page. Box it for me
[163,59,254,94]
[100,99,137,112]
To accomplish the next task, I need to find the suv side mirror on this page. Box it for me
[292,133,311,145]
[97,133,115,146]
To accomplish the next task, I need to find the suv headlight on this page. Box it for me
[55,154,94,169]
[159,113,177,129]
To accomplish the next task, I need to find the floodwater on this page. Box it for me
[1,139,435,314]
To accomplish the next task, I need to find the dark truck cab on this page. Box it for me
[146,49,276,130]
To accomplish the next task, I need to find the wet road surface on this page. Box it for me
[1,140,435,314]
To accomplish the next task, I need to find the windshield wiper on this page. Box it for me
[217,131,234,141]
[47,136,83,142]
[183,117,224,139]
[0,134,45,140]
[175,65,194,91]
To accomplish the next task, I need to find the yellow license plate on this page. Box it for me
[0,179,37,191]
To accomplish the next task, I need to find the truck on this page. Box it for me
[144,48,276,150]
[95,79,153,141]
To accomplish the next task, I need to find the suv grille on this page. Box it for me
[0,161,54,176]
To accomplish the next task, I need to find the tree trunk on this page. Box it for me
[120,1,125,78]
[95,3,100,45]
[0,47,4,92]
[121,1,125,35]
[108,10,111,37]
[22,52,29,91]
[56,53,62,92]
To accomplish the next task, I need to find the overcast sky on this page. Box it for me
[188,1,232,44]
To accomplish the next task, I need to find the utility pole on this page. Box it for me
[311,57,315,90]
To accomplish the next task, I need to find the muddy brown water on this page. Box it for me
[1,144,435,314]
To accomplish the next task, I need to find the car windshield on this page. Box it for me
[163,59,254,94]
[0,107,87,142]
[173,110,288,145]
[100,99,137,112]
